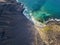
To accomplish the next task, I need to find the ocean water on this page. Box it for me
[42,0,60,14]
[18,0,46,11]
[18,0,60,23]
[41,0,60,19]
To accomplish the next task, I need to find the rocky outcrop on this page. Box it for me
[35,21,60,45]
[0,1,43,45]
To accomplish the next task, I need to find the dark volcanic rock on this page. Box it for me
[0,2,43,45]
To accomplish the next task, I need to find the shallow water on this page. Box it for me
[18,0,60,23]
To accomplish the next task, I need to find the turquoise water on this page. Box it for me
[18,0,46,11]
[18,0,60,23]
[41,0,60,21]
[42,0,60,14]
